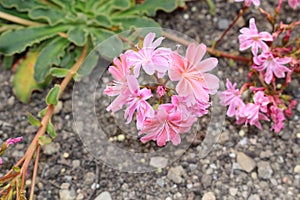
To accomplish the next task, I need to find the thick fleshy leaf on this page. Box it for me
[67,26,88,46]
[93,14,111,27]
[13,51,48,103]
[94,0,131,14]
[29,7,65,25]
[2,55,14,70]
[111,16,160,30]
[0,26,68,55]
[119,0,177,17]
[46,85,60,105]
[34,36,70,82]
[0,0,45,12]
[88,28,115,47]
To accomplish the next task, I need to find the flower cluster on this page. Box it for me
[104,33,219,146]
[235,0,300,9]
[221,11,299,133]
[0,137,23,165]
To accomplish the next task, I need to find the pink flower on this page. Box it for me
[156,86,166,98]
[171,95,210,118]
[288,0,300,9]
[125,32,172,78]
[236,103,269,129]
[238,18,273,56]
[124,75,154,129]
[253,51,291,84]
[0,157,2,165]
[139,104,196,146]
[270,105,285,133]
[253,91,269,113]
[235,0,260,6]
[169,43,219,103]
[104,54,131,113]
[6,137,23,147]
[219,79,245,117]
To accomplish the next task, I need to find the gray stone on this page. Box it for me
[84,172,95,185]
[156,178,165,187]
[218,19,229,30]
[229,188,238,196]
[167,166,185,184]
[294,165,300,173]
[237,152,256,173]
[42,142,60,155]
[218,131,230,143]
[59,188,76,200]
[72,160,80,169]
[259,150,273,159]
[7,96,15,106]
[248,194,261,200]
[54,101,63,114]
[95,191,112,200]
[202,192,216,200]
[257,161,273,179]
[201,174,212,188]
[150,157,168,168]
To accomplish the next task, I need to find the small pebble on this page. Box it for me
[117,134,125,142]
[183,14,189,20]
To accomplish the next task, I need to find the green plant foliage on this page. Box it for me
[46,85,60,106]
[13,51,49,103]
[34,37,70,82]
[46,121,57,139]
[38,135,52,146]
[50,68,70,78]
[28,113,41,127]
[0,0,181,102]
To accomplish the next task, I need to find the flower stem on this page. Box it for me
[0,44,88,199]
[0,11,44,26]
[214,6,248,48]
[162,31,251,63]
[29,145,40,200]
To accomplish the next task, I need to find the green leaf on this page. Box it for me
[38,135,52,146]
[93,14,111,27]
[50,68,69,78]
[2,55,14,70]
[13,51,49,103]
[111,16,160,30]
[89,28,114,47]
[12,166,21,173]
[0,26,68,55]
[77,50,99,78]
[29,7,65,25]
[38,107,48,118]
[46,121,57,139]
[46,85,60,105]
[28,113,41,127]
[67,26,88,46]
[94,0,131,14]
[34,36,70,82]
[119,0,177,17]
[206,0,215,15]
[0,0,45,12]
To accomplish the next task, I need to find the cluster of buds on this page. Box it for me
[104,33,219,146]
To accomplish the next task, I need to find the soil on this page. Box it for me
[0,1,300,200]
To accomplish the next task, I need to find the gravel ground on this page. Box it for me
[0,1,300,200]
